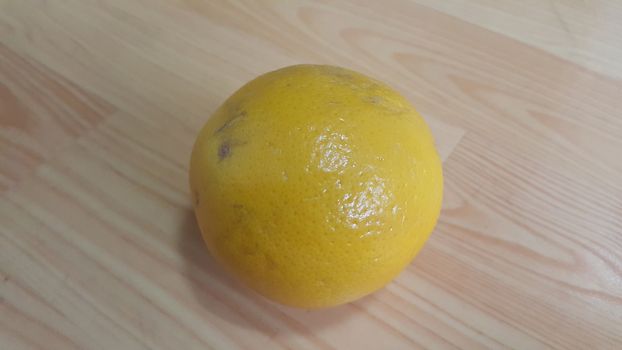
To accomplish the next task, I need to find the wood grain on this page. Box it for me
[1,1,621,349]
[412,0,622,79]
[0,43,114,192]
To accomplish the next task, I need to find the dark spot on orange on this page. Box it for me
[215,110,246,135]
[218,141,231,160]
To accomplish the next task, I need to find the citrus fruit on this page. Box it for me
[189,64,443,308]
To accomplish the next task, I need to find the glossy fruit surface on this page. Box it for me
[190,64,443,308]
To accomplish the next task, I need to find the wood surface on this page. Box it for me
[1,1,621,349]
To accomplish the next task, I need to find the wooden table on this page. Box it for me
[1,1,621,349]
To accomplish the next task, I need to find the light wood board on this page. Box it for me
[1,1,621,349]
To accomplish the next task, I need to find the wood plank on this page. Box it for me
[1,0,621,349]
[0,44,114,192]
[412,0,622,79]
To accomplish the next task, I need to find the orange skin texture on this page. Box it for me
[190,65,443,308]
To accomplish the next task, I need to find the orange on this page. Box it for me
[189,64,443,308]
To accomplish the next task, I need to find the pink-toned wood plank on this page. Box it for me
[0,44,115,192]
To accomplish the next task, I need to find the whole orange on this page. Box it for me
[190,65,442,308]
